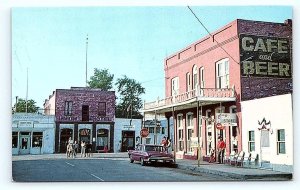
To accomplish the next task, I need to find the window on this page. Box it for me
[186,73,191,92]
[199,67,204,88]
[82,105,89,121]
[177,114,184,151]
[193,65,198,89]
[161,127,165,134]
[12,132,18,148]
[178,129,184,151]
[32,132,43,148]
[277,129,286,154]
[216,58,229,88]
[97,129,108,148]
[148,127,154,133]
[64,101,73,115]
[177,115,183,128]
[98,102,106,116]
[187,114,193,127]
[248,131,255,152]
[171,77,179,96]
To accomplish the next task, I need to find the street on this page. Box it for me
[12,157,235,182]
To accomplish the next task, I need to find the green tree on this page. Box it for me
[115,75,145,119]
[88,68,114,90]
[13,98,39,113]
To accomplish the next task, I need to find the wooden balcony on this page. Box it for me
[143,87,236,113]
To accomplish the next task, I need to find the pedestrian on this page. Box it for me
[209,148,215,163]
[81,141,86,157]
[166,138,172,153]
[86,142,92,157]
[161,136,167,147]
[217,137,226,164]
[74,140,79,157]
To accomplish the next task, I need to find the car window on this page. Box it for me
[145,146,164,151]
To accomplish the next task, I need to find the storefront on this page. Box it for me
[12,113,55,155]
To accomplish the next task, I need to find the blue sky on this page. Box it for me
[12,6,292,108]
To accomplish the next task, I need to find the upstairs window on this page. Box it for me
[171,77,179,96]
[216,58,229,88]
[186,73,191,92]
[64,101,73,116]
[193,65,198,89]
[98,102,106,116]
[82,105,89,121]
[199,67,204,88]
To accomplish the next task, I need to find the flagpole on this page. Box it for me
[26,67,28,113]
[85,34,88,87]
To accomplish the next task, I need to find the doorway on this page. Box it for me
[121,131,135,152]
[19,132,31,154]
[60,128,73,153]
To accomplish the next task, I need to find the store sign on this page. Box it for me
[18,121,33,128]
[240,34,291,78]
[123,125,135,130]
[190,137,199,148]
[216,113,237,126]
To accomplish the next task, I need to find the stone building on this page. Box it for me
[44,87,116,153]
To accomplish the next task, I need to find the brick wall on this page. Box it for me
[238,19,292,101]
[55,88,116,122]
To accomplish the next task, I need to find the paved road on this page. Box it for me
[12,158,235,182]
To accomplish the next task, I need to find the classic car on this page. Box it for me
[128,144,175,166]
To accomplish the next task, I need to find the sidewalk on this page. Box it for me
[12,153,292,180]
[175,159,293,180]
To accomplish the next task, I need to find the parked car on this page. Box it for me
[128,144,175,166]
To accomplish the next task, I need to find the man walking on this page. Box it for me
[217,136,226,164]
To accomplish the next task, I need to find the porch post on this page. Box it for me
[172,106,176,163]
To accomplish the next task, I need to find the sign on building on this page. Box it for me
[240,34,291,78]
[215,113,237,126]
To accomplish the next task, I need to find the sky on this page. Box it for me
[11,6,293,109]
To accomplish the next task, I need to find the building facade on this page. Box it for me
[44,87,116,153]
[114,118,141,152]
[12,113,55,155]
[143,19,292,162]
[241,94,293,172]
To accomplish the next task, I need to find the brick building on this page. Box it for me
[143,19,292,161]
[44,87,116,153]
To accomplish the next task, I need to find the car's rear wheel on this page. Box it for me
[140,158,145,166]
[130,155,134,163]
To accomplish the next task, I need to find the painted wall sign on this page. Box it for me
[240,34,291,78]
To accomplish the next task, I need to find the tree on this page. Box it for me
[13,98,39,113]
[88,68,114,90]
[115,75,145,119]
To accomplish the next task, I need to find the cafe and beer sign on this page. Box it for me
[240,34,291,78]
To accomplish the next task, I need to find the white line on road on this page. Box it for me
[65,162,75,167]
[90,174,105,181]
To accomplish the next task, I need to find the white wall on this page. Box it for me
[114,118,142,152]
[241,94,293,167]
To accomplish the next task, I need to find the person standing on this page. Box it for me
[166,138,172,153]
[74,141,79,157]
[161,136,167,147]
[81,141,86,157]
[217,137,226,164]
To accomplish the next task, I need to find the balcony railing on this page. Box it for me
[144,86,235,111]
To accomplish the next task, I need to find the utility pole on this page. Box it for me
[15,96,18,113]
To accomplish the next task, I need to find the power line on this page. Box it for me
[187,6,239,64]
